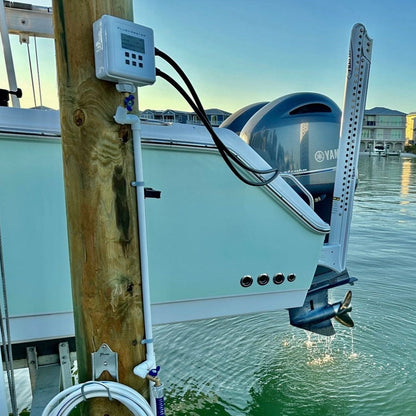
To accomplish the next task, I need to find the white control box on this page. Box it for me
[93,15,155,86]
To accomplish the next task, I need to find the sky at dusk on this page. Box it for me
[1,0,415,115]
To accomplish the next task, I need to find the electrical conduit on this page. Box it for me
[114,105,158,412]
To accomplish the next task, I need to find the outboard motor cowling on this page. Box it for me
[239,92,341,224]
[220,101,269,135]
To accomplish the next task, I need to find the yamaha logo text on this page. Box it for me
[314,149,338,163]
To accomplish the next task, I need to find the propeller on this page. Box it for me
[289,288,355,336]
[334,290,354,328]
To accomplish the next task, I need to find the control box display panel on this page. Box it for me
[93,15,155,86]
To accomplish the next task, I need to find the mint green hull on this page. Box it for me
[0,119,328,341]
[140,123,328,323]
[0,135,72,317]
[144,145,325,311]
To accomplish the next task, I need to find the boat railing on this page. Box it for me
[278,173,315,210]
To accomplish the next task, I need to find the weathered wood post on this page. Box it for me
[52,1,148,413]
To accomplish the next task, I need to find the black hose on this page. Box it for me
[155,68,279,186]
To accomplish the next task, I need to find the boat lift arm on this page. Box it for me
[0,1,54,108]
[319,23,373,273]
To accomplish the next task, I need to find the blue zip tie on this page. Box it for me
[141,338,154,345]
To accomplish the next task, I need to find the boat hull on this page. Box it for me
[0,111,328,342]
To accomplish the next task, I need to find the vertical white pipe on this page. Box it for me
[114,106,156,414]
[0,1,20,108]
[131,120,155,367]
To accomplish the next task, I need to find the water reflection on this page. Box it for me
[400,158,413,198]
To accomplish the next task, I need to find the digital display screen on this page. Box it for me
[121,33,145,53]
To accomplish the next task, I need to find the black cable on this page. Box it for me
[156,67,279,180]
[155,49,280,178]
[156,68,279,186]
[155,48,209,123]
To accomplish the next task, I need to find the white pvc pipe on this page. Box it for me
[0,1,20,108]
[113,106,156,412]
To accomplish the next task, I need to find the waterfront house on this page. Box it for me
[405,112,416,145]
[140,109,189,124]
[141,108,231,127]
[361,107,406,154]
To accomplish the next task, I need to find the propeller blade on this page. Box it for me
[340,290,352,309]
[334,290,354,327]
[334,313,354,328]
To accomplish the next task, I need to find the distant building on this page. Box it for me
[361,107,406,154]
[413,118,416,146]
[140,108,231,127]
[198,108,231,127]
[405,112,416,146]
[140,109,189,124]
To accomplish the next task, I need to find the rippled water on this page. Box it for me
[10,156,416,415]
[153,155,416,415]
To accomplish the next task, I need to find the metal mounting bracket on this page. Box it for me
[91,343,119,382]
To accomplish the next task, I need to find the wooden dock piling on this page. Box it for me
[52,1,148,413]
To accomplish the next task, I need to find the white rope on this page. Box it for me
[42,381,155,416]
[33,35,43,108]
[26,40,37,107]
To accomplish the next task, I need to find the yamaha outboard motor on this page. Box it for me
[236,92,341,224]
